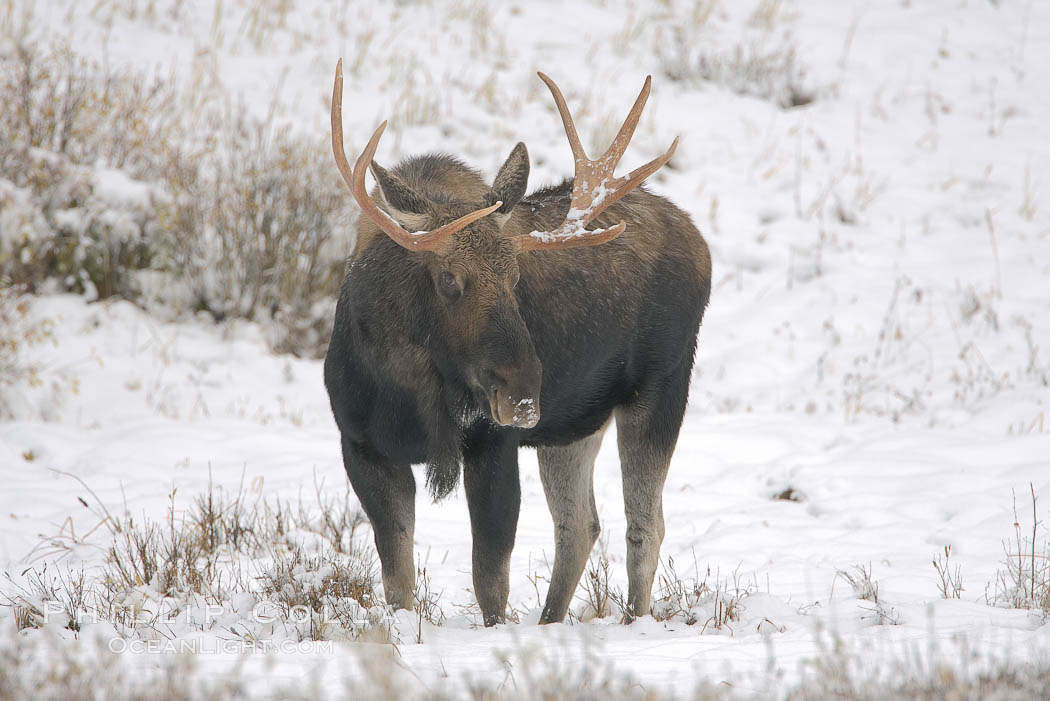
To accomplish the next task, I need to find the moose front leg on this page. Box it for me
[463,430,521,626]
[341,437,416,611]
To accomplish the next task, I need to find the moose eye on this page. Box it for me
[438,270,460,297]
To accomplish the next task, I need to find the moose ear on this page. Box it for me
[370,161,431,229]
[489,142,529,215]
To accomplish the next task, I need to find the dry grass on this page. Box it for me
[257,544,381,642]
[933,545,964,600]
[785,630,1050,701]
[987,484,1050,618]
[0,284,61,418]
[160,106,350,354]
[834,563,899,626]
[1,625,1048,701]
[0,44,183,298]
[661,35,816,109]
[651,558,756,633]
[568,548,757,632]
[841,276,929,423]
[0,42,351,357]
[412,564,445,643]
[1,476,385,642]
[749,0,784,30]
[577,553,622,622]
[0,635,261,700]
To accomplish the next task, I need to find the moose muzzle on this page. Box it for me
[489,387,540,429]
[486,360,542,429]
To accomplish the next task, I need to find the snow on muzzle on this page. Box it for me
[488,382,540,429]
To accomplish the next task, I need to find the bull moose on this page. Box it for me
[323,60,711,625]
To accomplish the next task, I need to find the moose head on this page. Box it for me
[330,61,677,430]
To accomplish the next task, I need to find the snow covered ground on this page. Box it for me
[2,0,1049,697]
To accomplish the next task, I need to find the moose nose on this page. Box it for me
[490,388,540,428]
[486,361,542,429]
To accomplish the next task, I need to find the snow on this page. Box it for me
[2,0,1050,697]
[90,167,156,213]
[529,179,613,242]
[512,396,538,425]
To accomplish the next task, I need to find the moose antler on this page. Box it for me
[516,73,678,252]
[331,59,502,252]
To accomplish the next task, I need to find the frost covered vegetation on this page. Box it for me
[3,478,392,645]
[4,477,1048,691]
[0,44,351,357]
[0,285,57,418]
[987,485,1050,617]
[2,623,1050,700]
[2,0,1050,698]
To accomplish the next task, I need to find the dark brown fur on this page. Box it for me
[325,147,710,625]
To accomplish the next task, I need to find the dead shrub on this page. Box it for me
[661,34,817,109]
[1,478,385,643]
[0,284,60,418]
[988,484,1049,618]
[0,42,352,357]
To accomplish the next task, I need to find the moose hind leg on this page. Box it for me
[537,421,609,624]
[615,364,691,618]
[341,437,416,611]
[463,430,521,626]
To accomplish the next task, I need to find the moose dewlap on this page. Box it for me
[323,60,711,626]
